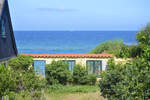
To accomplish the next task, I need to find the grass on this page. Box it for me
[45,85,106,100]
[14,85,106,100]
[46,84,99,93]
[45,91,105,100]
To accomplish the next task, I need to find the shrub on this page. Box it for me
[99,59,124,99]
[89,40,123,55]
[128,45,143,58]
[9,55,33,70]
[87,74,97,85]
[136,23,150,45]
[89,40,139,58]
[116,44,130,58]
[9,68,45,99]
[8,55,45,99]
[46,60,71,85]
[73,64,88,85]
[99,50,150,99]
[0,65,16,97]
[99,23,150,99]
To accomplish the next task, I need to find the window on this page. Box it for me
[63,60,75,72]
[86,60,102,75]
[1,19,6,38]
[33,60,46,77]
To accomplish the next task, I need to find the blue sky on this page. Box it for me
[8,0,150,31]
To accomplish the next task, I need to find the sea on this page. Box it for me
[14,31,137,54]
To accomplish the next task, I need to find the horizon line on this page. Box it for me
[14,30,138,32]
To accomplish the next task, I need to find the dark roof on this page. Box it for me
[0,0,18,61]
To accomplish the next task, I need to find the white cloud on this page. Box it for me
[37,8,79,12]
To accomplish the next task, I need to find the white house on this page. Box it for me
[26,53,113,77]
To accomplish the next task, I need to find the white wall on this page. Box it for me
[33,57,109,71]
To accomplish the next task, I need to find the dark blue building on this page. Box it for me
[0,0,17,65]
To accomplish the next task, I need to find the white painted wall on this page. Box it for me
[33,57,109,71]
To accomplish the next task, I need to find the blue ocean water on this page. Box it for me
[14,31,137,54]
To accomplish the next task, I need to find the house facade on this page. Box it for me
[0,0,18,65]
[27,53,113,77]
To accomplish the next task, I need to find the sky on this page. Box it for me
[8,0,150,31]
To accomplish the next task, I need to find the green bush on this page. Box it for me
[116,44,130,58]
[46,60,71,85]
[73,64,88,85]
[89,40,123,55]
[0,65,16,97]
[99,23,150,99]
[136,23,150,45]
[89,39,139,58]
[73,64,97,85]
[8,55,45,99]
[128,45,143,58]
[99,59,124,99]
[9,55,33,70]
[87,74,97,85]
[89,36,147,58]
[99,55,150,99]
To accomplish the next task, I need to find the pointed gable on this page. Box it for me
[0,0,18,61]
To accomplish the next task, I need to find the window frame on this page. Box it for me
[86,60,102,75]
[1,17,7,38]
[33,60,46,77]
[63,60,75,72]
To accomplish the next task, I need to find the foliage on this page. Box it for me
[99,59,124,99]
[73,64,88,85]
[9,55,33,70]
[136,23,150,45]
[21,70,45,99]
[46,84,99,94]
[100,57,150,100]
[99,23,150,100]
[46,60,71,85]
[0,65,16,97]
[87,74,97,85]
[89,40,123,55]
[115,44,143,58]
[8,55,45,100]
[128,45,143,58]
[8,91,46,100]
[73,64,97,85]
[116,44,130,58]
[89,28,150,58]
[89,39,139,58]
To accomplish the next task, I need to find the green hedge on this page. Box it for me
[73,64,97,85]
[99,23,150,100]
[46,60,72,85]
[0,55,46,99]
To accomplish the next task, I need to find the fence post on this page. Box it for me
[1,96,9,100]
